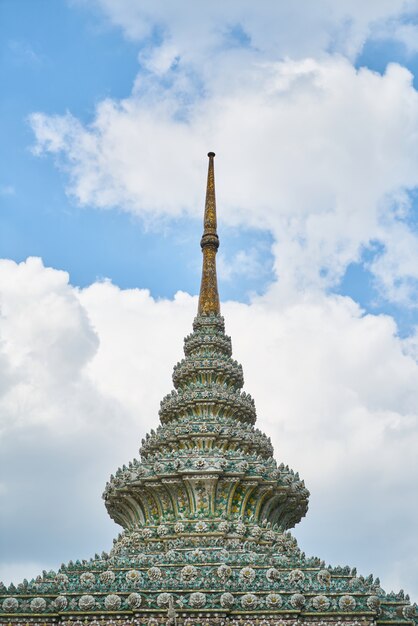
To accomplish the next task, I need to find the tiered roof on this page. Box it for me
[1,153,416,626]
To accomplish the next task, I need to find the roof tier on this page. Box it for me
[103,311,309,535]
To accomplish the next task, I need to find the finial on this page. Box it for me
[198,152,220,315]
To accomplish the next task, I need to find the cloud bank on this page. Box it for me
[92,0,417,60]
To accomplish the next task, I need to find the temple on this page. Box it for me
[1,153,417,626]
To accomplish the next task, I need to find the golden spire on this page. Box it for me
[198,152,220,315]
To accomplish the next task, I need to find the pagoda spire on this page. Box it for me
[197,151,220,315]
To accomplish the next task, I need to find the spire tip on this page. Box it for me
[198,152,220,316]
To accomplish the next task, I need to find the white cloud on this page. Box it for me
[0,562,54,586]
[369,220,418,303]
[90,0,418,60]
[373,19,418,54]
[217,248,269,282]
[0,257,418,599]
[0,258,134,570]
[30,57,418,303]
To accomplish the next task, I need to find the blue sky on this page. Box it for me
[2,0,418,603]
